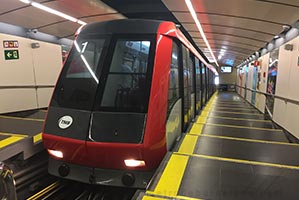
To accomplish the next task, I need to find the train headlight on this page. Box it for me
[47,149,63,159]
[124,159,145,167]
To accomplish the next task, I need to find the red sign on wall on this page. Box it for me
[3,41,19,48]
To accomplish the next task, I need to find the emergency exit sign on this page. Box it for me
[4,50,19,60]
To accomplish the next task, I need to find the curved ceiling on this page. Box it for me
[1,0,299,68]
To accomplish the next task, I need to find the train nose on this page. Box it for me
[122,173,135,186]
[58,164,70,177]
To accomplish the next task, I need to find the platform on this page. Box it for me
[0,110,46,161]
[137,92,299,200]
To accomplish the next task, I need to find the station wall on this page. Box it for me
[0,33,62,114]
[237,36,299,138]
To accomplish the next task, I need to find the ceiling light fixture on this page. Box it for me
[185,0,219,67]
[18,0,86,25]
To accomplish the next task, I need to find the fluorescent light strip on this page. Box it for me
[19,0,86,25]
[185,0,219,67]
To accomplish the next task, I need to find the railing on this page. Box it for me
[0,85,54,89]
[235,85,299,106]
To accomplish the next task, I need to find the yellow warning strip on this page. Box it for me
[174,152,299,170]
[199,134,299,146]
[0,136,24,148]
[33,133,42,143]
[178,134,198,154]
[27,181,60,200]
[206,115,271,122]
[144,192,202,200]
[0,132,28,138]
[211,110,263,115]
[189,123,203,135]
[0,115,44,122]
[198,122,283,132]
[151,154,189,197]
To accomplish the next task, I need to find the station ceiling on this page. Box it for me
[1,0,299,68]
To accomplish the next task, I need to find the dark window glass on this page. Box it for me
[168,42,180,114]
[195,58,202,110]
[100,40,151,112]
[51,37,105,110]
[182,46,191,124]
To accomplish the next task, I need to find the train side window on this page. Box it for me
[168,41,180,113]
[100,39,151,112]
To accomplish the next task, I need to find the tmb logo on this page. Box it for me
[58,116,73,129]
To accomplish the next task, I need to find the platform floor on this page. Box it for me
[140,92,299,200]
[0,109,45,161]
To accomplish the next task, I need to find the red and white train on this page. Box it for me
[42,19,216,188]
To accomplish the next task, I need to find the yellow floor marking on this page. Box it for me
[0,132,28,138]
[196,116,207,124]
[145,192,202,200]
[152,154,189,197]
[212,110,263,116]
[199,134,299,146]
[0,115,44,122]
[0,136,24,148]
[178,134,198,154]
[174,152,299,170]
[33,133,42,143]
[189,123,204,135]
[198,122,283,132]
[206,115,271,122]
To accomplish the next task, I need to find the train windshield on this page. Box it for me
[98,39,152,113]
[50,37,106,110]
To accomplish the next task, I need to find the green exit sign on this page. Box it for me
[4,50,19,60]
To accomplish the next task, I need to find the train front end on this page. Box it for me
[42,20,172,188]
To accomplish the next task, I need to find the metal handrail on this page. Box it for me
[235,85,299,106]
[0,85,54,89]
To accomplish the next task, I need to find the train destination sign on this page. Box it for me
[4,50,19,60]
[3,40,19,48]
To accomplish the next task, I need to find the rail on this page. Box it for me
[235,85,299,106]
[0,85,54,89]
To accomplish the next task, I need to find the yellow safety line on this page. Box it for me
[211,110,263,115]
[0,136,24,148]
[198,122,283,132]
[0,132,28,138]
[189,123,204,135]
[151,154,189,197]
[144,192,202,200]
[198,134,299,146]
[33,133,42,143]
[206,115,271,122]
[174,152,299,170]
[27,181,60,200]
[0,115,44,122]
[178,134,198,154]
[196,116,207,124]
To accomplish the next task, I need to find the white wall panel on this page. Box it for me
[0,33,35,86]
[0,89,37,114]
[285,103,299,137]
[287,37,299,100]
[32,40,62,85]
[273,99,287,129]
[37,88,54,108]
[246,63,253,102]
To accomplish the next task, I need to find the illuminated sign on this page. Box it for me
[3,41,19,48]
[4,50,19,60]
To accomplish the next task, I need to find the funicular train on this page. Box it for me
[42,19,216,188]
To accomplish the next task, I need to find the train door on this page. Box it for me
[182,46,192,131]
[189,53,195,120]
[195,58,202,113]
[166,41,182,150]
[201,62,207,106]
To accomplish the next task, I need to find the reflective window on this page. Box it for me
[100,40,151,112]
[51,38,105,110]
[168,42,180,113]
